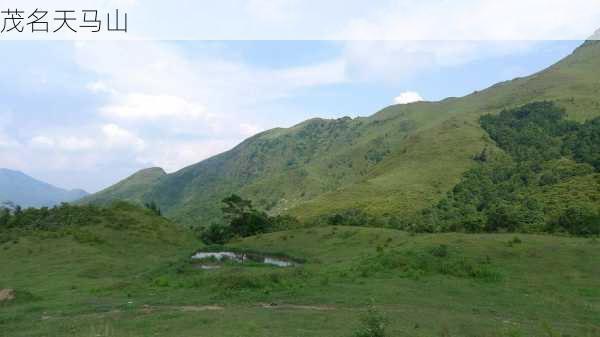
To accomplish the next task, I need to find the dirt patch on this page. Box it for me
[141,305,154,314]
[0,288,15,302]
[135,304,224,314]
[259,303,335,311]
[177,305,224,312]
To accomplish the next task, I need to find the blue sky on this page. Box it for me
[0,40,583,192]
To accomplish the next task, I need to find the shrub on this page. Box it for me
[153,276,170,287]
[270,215,301,231]
[199,223,232,245]
[144,201,162,216]
[351,306,387,337]
[548,204,600,236]
[313,209,383,227]
[507,236,522,246]
[430,244,449,258]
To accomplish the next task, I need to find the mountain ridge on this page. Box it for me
[80,41,600,226]
[0,168,88,208]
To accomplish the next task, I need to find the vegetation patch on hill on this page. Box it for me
[422,102,600,235]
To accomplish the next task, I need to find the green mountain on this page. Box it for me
[78,167,165,207]
[81,41,600,226]
[0,168,88,208]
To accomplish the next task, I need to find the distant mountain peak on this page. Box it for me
[0,168,88,208]
[77,167,166,207]
[133,167,167,176]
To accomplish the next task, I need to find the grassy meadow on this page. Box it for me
[1,208,599,337]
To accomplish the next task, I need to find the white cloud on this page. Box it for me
[136,139,237,172]
[102,124,145,151]
[75,41,346,128]
[31,135,96,151]
[71,40,351,157]
[239,123,262,136]
[336,0,600,40]
[60,40,357,185]
[246,0,300,24]
[280,59,347,87]
[99,93,209,121]
[30,136,56,149]
[342,40,536,82]
[393,92,423,105]
[86,81,117,95]
[58,137,97,151]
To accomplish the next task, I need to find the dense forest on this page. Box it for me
[422,102,600,235]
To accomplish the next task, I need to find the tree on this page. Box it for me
[485,202,522,232]
[564,117,600,170]
[221,194,253,219]
[0,208,10,229]
[221,194,272,237]
[9,205,23,228]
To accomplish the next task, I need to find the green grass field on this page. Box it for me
[2,208,598,337]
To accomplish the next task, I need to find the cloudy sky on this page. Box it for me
[0,40,582,192]
[1,0,597,192]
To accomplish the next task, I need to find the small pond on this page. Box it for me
[191,251,295,269]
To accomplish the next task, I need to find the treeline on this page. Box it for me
[308,208,408,228]
[422,101,600,235]
[0,201,172,245]
[0,203,107,244]
[0,203,105,231]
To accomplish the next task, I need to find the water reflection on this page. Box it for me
[191,251,295,269]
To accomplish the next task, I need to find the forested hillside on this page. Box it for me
[80,41,600,227]
[423,102,600,234]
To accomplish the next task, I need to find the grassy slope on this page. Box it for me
[0,203,199,336]
[1,225,598,337]
[289,41,600,220]
[78,168,166,206]
[80,41,600,226]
